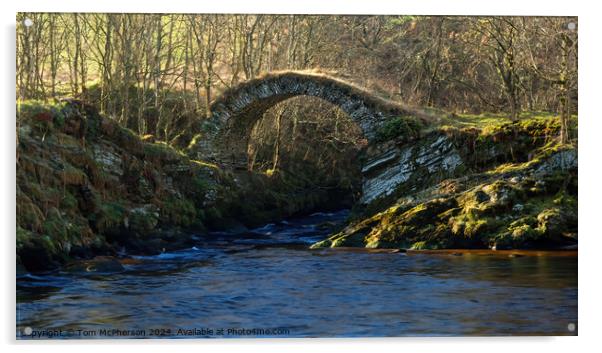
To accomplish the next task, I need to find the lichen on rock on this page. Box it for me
[314,118,578,251]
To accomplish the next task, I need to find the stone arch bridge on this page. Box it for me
[197,71,420,163]
[193,71,456,204]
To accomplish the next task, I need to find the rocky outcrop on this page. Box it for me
[360,133,463,204]
[16,100,223,272]
[357,117,567,213]
[312,119,578,251]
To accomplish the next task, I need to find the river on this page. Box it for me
[17,210,577,338]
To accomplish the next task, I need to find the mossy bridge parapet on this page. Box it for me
[194,70,426,169]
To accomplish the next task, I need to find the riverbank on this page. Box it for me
[16,100,348,272]
[312,118,578,251]
[16,100,578,272]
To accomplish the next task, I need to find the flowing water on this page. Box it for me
[17,210,577,338]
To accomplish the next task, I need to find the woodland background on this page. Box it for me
[16,14,578,172]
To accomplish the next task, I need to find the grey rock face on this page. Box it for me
[534,149,578,176]
[360,133,463,204]
[92,142,123,177]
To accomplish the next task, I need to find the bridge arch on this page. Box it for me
[196,71,422,168]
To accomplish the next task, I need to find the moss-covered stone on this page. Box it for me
[314,138,578,251]
[144,141,184,164]
[16,100,222,272]
[160,197,198,228]
[128,204,160,234]
[374,116,423,143]
[91,201,126,234]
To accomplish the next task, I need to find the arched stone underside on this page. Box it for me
[197,71,416,168]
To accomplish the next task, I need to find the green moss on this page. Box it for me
[353,199,456,249]
[439,111,571,130]
[536,207,575,240]
[129,205,160,234]
[92,201,126,234]
[331,232,366,247]
[492,216,544,249]
[42,207,86,240]
[160,197,198,228]
[318,143,576,251]
[39,235,59,255]
[187,134,205,150]
[374,116,423,142]
[16,190,45,232]
[144,141,185,164]
[16,226,33,252]
[441,115,575,173]
[111,125,144,155]
[410,241,428,250]
[554,192,577,208]
[41,209,68,241]
[191,159,219,170]
[487,161,534,175]
[60,191,79,211]
[478,116,559,139]
[511,224,541,240]
[199,207,222,223]
[449,213,490,238]
[183,173,211,204]
[309,239,332,249]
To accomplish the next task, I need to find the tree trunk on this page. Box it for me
[559,34,571,144]
[272,108,284,171]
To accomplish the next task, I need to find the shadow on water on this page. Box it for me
[16,210,577,338]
